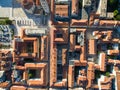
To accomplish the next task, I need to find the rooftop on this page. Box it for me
[0,0,120,90]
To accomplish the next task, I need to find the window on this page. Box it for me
[56,33,63,38]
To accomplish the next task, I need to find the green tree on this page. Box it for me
[114,10,119,17]
[105,72,110,77]
[5,19,12,25]
[0,20,6,25]
[78,0,82,9]
[116,15,120,20]
[109,0,117,5]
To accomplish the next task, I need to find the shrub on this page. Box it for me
[105,72,110,77]
[114,10,119,16]
[109,0,117,5]
[0,20,6,25]
[29,73,32,78]
[116,15,120,20]
[0,18,12,25]
[107,0,118,12]
[5,19,12,25]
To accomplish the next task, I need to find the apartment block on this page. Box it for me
[0,0,120,90]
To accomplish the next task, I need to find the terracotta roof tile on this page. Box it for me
[55,5,69,17]
[116,72,120,90]
[88,39,96,55]
[10,85,27,90]
[100,53,106,71]
[107,50,120,55]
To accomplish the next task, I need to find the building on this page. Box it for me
[0,0,120,90]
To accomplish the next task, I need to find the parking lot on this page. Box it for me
[0,25,12,46]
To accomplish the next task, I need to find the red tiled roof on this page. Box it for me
[87,62,94,88]
[107,50,120,55]
[88,39,96,55]
[10,85,27,90]
[100,20,120,26]
[0,82,10,88]
[100,53,106,71]
[55,5,69,17]
[71,20,88,26]
[68,65,74,87]
[116,72,120,90]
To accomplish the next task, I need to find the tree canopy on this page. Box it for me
[114,10,119,16]
[109,0,117,5]
[116,15,120,20]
